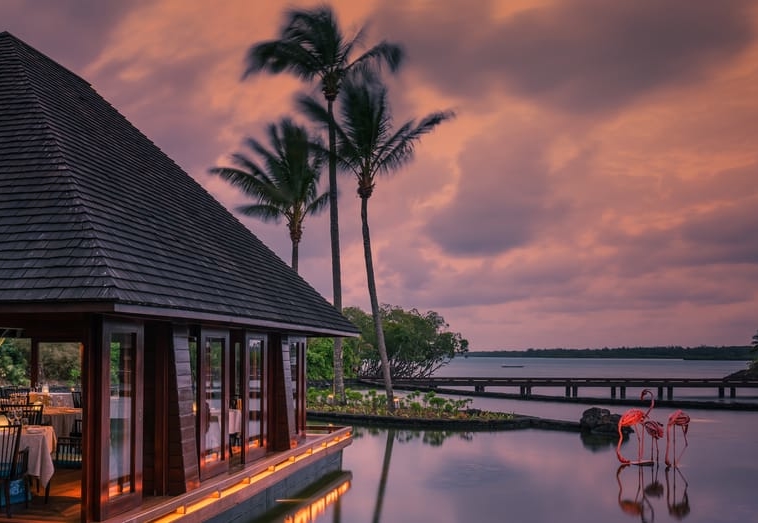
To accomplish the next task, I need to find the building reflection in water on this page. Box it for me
[262,473,351,523]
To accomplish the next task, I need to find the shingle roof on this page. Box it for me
[0,31,357,336]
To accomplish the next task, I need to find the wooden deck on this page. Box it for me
[0,426,352,523]
[0,468,81,523]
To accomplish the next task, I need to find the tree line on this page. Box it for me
[468,345,754,360]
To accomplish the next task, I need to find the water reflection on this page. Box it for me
[321,408,758,523]
[580,430,619,452]
[666,466,690,520]
[616,465,654,522]
[372,429,393,523]
[256,472,351,523]
[615,464,690,522]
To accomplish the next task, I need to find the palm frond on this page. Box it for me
[243,40,320,81]
[209,118,328,228]
[306,191,330,216]
[348,41,405,75]
[333,73,455,185]
[235,203,284,222]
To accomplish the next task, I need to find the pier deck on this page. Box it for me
[368,377,758,401]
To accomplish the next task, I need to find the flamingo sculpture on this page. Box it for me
[665,409,690,467]
[616,389,655,465]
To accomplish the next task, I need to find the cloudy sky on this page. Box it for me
[3,0,757,350]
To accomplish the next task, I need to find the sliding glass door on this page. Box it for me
[244,334,267,461]
[193,329,230,479]
[95,320,143,520]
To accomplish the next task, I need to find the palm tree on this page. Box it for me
[300,73,454,409]
[209,118,328,273]
[243,5,404,403]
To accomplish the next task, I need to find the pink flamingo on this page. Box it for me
[643,419,664,462]
[616,389,655,465]
[665,409,690,467]
[641,388,656,417]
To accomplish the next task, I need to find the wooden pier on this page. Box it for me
[373,377,758,401]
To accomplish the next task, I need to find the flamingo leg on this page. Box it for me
[675,425,689,466]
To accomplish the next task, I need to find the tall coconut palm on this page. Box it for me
[300,73,454,409]
[209,118,328,273]
[243,5,404,402]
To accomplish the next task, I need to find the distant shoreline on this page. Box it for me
[465,345,753,361]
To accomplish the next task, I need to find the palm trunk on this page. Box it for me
[291,239,299,273]
[327,98,345,404]
[360,196,394,410]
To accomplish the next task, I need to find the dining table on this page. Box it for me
[41,407,82,438]
[21,425,57,490]
[29,392,74,408]
[206,408,241,450]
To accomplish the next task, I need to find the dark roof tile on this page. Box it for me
[0,31,356,336]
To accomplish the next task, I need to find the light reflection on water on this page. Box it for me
[311,359,758,523]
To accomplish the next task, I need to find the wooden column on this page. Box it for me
[270,335,296,451]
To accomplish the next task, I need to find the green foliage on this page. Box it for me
[306,387,512,422]
[0,338,30,386]
[344,305,468,379]
[39,342,81,386]
[0,339,81,387]
[306,337,360,381]
[306,338,334,382]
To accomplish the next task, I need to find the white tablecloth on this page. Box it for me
[30,392,74,408]
[206,409,241,450]
[21,425,56,487]
[42,407,82,438]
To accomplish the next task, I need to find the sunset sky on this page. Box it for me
[3,0,757,350]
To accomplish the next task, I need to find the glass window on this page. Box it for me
[109,332,135,498]
[247,337,264,453]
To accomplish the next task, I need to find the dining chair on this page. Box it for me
[9,388,30,405]
[20,405,43,426]
[54,437,83,469]
[0,424,29,517]
[71,418,83,438]
[71,390,82,409]
[1,405,44,426]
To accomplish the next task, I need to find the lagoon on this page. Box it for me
[267,358,758,522]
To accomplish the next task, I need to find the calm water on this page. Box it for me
[284,358,758,522]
